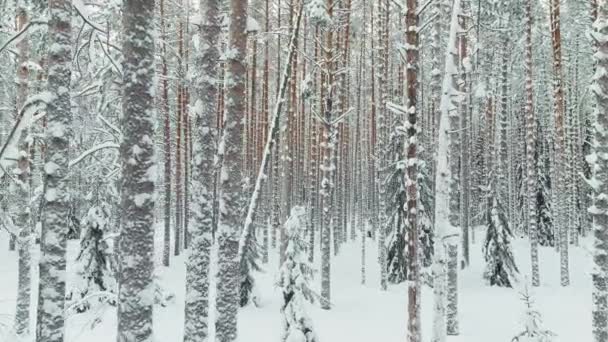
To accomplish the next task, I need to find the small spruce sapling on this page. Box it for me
[277,206,318,342]
[483,185,519,287]
[512,283,555,342]
[67,203,117,313]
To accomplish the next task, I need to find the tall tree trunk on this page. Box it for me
[405,0,421,341]
[432,1,461,341]
[160,0,171,268]
[36,0,73,340]
[14,4,31,337]
[321,0,336,309]
[116,0,156,340]
[215,0,248,340]
[591,3,608,341]
[183,0,221,339]
[525,0,540,287]
[550,0,570,286]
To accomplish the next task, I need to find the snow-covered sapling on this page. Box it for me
[67,204,117,313]
[277,206,318,342]
[512,284,555,342]
[483,191,519,287]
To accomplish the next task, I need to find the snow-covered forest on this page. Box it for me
[0,0,605,341]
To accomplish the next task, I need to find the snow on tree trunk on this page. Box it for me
[183,0,221,339]
[549,0,570,287]
[116,0,156,340]
[377,0,389,293]
[405,0,421,341]
[525,0,540,287]
[215,0,248,340]
[13,4,31,337]
[36,0,73,340]
[431,0,461,341]
[591,2,608,340]
[318,0,335,310]
[160,0,172,268]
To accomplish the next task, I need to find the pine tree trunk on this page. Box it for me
[215,0,248,339]
[525,0,540,287]
[321,0,336,309]
[160,0,172,268]
[116,0,156,340]
[36,0,73,340]
[550,0,570,286]
[377,0,389,292]
[592,3,608,341]
[405,1,421,341]
[183,0,221,339]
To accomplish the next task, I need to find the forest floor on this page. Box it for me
[0,225,593,341]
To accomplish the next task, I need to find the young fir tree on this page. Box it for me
[67,203,117,313]
[512,284,555,342]
[483,185,519,287]
[278,206,318,342]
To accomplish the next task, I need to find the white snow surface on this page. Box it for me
[0,225,593,341]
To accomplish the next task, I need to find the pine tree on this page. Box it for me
[590,1,608,340]
[116,0,156,340]
[183,0,221,338]
[36,0,73,340]
[215,0,248,340]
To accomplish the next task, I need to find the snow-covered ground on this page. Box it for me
[0,225,594,341]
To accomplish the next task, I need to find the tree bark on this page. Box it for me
[116,0,156,340]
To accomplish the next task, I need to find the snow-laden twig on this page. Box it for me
[69,142,119,167]
[0,19,47,55]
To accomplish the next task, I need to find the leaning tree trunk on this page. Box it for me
[116,0,156,341]
[183,0,221,339]
[215,0,248,340]
[36,0,72,341]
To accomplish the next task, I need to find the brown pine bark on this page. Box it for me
[405,0,420,340]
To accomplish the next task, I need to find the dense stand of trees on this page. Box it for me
[0,0,604,341]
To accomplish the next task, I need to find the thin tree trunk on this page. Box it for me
[525,0,540,287]
[405,0,421,341]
